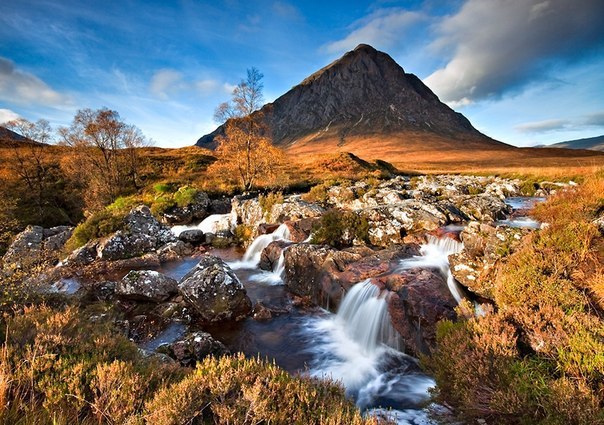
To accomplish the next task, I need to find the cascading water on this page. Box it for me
[230,223,291,284]
[399,235,465,303]
[171,213,233,236]
[305,280,435,423]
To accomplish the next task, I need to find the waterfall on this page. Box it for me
[305,279,434,414]
[171,213,232,236]
[336,280,401,353]
[239,223,291,267]
[399,234,464,303]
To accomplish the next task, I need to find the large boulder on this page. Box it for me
[2,225,73,273]
[178,255,252,322]
[382,268,458,356]
[448,221,529,299]
[258,240,290,272]
[360,200,448,246]
[283,244,416,308]
[117,270,178,303]
[97,206,176,261]
[450,195,511,222]
[177,229,205,244]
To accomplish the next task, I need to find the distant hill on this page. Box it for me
[0,126,43,148]
[542,135,604,152]
[197,44,511,161]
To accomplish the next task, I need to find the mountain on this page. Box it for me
[0,126,42,148]
[542,135,604,152]
[197,44,510,158]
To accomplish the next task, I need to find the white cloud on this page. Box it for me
[515,119,570,133]
[323,9,426,55]
[150,69,232,99]
[0,108,21,124]
[424,0,604,105]
[584,111,604,127]
[0,57,71,106]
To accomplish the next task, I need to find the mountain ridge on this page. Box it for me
[541,135,604,152]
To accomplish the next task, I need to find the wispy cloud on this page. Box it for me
[0,108,20,124]
[323,9,427,55]
[425,0,604,105]
[149,69,231,100]
[515,110,604,134]
[0,57,71,106]
[515,119,570,133]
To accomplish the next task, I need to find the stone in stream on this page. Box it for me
[178,255,252,322]
[162,191,211,225]
[177,229,205,244]
[158,331,229,367]
[379,270,457,357]
[117,270,178,303]
[258,240,290,272]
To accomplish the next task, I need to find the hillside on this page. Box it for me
[0,126,44,147]
[543,134,604,152]
[197,44,510,159]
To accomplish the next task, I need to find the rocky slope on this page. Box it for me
[197,44,509,153]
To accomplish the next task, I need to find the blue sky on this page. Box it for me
[1,0,604,147]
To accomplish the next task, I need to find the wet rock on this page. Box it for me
[383,269,457,356]
[3,225,73,272]
[257,223,280,235]
[157,240,195,262]
[159,331,229,367]
[178,255,252,322]
[162,191,211,225]
[284,244,414,308]
[284,218,320,243]
[177,229,205,244]
[209,197,231,214]
[253,302,273,320]
[117,270,178,303]
[64,241,98,266]
[258,240,290,272]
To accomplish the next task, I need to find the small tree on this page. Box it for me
[59,108,148,210]
[211,68,283,192]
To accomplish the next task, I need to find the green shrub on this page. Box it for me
[303,183,330,204]
[311,209,369,248]
[149,195,176,217]
[65,209,125,252]
[152,182,175,194]
[173,186,198,208]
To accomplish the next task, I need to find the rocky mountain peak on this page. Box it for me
[197,44,504,150]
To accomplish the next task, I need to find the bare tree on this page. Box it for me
[211,68,282,191]
[59,108,148,209]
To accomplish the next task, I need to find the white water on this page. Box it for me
[305,280,435,422]
[171,213,233,236]
[399,235,465,303]
[230,223,291,284]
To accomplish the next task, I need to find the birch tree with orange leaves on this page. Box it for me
[212,68,283,191]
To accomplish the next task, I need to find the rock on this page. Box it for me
[159,331,229,366]
[257,223,280,235]
[163,191,211,225]
[2,225,73,272]
[450,195,511,222]
[253,302,273,320]
[157,240,195,262]
[177,229,205,244]
[383,269,457,356]
[64,241,98,266]
[178,255,252,322]
[97,206,176,261]
[117,270,178,303]
[448,221,529,299]
[209,197,231,214]
[231,195,324,238]
[283,243,414,308]
[258,240,290,272]
[284,218,320,242]
[360,200,448,246]
[594,214,604,235]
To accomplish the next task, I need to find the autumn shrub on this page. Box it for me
[258,191,284,217]
[144,354,386,425]
[311,209,369,248]
[428,173,604,424]
[303,182,330,204]
[234,224,254,246]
